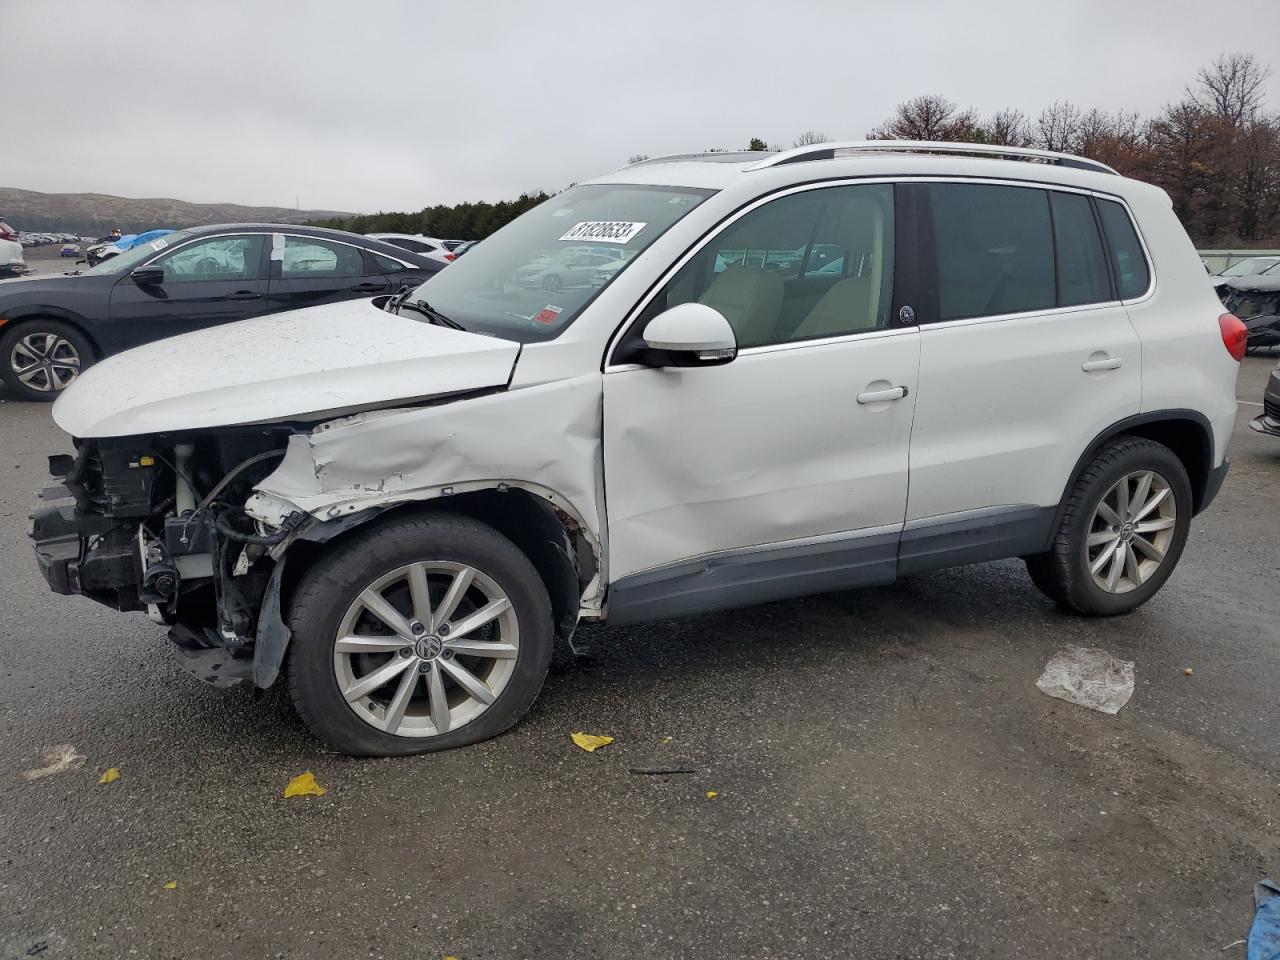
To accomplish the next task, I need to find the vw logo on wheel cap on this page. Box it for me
[415,636,444,660]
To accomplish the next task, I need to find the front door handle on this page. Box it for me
[857,385,909,404]
[225,290,262,301]
[1081,356,1123,372]
[350,282,384,293]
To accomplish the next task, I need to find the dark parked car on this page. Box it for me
[0,224,441,401]
[1218,275,1280,353]
[1251,361,1280,440]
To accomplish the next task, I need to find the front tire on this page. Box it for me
[0,319,94,401]
[286,512,554,756]
[1026,437,1192,616]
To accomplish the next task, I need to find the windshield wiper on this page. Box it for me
[384,286,465,330]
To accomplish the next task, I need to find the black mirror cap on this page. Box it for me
[131,266,165,286]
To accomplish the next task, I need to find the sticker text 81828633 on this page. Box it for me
[558,221,647,244]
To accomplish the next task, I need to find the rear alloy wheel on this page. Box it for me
[286,512,554,756]
[1025,436,1191,616]
[0,320,93,402]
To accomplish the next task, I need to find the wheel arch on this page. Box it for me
[0,308,102,359]
[260,490,596,687]
[1052,410,1215,540]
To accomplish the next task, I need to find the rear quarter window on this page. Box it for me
[1096,200,1151,299]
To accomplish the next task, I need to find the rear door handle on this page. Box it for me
[350,282,384,293]
[1081,357,1123,372]
[225,290,262,301]
[857,385,909,404]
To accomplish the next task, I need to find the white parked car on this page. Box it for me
[31,142,1243,756]
[366,232,456,266]
[0,219,25,278]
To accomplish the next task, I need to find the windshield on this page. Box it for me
[83,230,195,275]
[407,184,713,342]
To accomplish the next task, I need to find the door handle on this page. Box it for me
[225,290,262,301]
[350,282,384,293]
[1081,357,1123,372]
[857,385,909,404]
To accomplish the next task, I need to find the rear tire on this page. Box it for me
[286,511,554,756]
[0,319,94,402]
[1025,437,1192,616]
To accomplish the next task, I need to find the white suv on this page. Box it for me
[31,142,1245,756]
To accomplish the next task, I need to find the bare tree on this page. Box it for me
[627,154,650,164]
[868,95,966,140]
[792,130,831,147]
[1035,101,1084,152]
[1192,53,1272,125]
[981,109,1033,147]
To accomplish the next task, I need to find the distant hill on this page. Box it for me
[0,187,355,235]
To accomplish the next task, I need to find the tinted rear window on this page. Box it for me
[928,183,1055,321]
[1096,200,1150,299]
[1051,191,1112,307]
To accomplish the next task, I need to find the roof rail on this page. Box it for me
[745,140,1119,176]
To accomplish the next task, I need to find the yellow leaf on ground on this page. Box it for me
[164,881,177,890]
[705,791,718,799]
[99,767,121,784]
[570,732,614,753]
[283,772,327,798]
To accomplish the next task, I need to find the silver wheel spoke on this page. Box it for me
[1123,541,1143,586]
[427,661,450,733]
[406,562,433,629]
[1105,542,1125,591]
[358,588,415,641]
[1087,530,1116,548]
[1114,476,1130,518]
[382,662,419,733]
[1134,517,1174,534]
[444,639,518,659]
[335,635,407,654]
[1096,500,1122,526]
[1129,472,1153,518]
[343,654,412,702]
[1131,535,1165,562]
[1132,487,1170,523]
[446,598,512,640]
[434,567,475,625]
[1091,538,1120,575]
[440,657,495,704]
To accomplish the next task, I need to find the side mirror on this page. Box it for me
[641,302,737,366]
[131,266,165,286]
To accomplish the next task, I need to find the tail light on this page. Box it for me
[1218,312,1248,361]
[444,253,456,262]
[0,222,16,242]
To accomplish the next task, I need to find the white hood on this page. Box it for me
[53,300,521,437]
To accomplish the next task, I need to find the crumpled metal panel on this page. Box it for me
[246,373,606,578]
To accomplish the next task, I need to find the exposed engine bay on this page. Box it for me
[30,429,306,687]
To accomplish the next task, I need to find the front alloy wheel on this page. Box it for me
[334,561,520,738]
[286,512,554,756]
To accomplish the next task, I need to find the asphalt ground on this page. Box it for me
[0,356,1276,959]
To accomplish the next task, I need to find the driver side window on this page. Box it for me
[652,184,895,348]
[155,235,267,283]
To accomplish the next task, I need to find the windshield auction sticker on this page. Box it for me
[559,221,647,244]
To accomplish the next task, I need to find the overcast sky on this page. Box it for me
[9,0,1280,214]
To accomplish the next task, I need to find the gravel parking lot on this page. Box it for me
[0,358,1277,959]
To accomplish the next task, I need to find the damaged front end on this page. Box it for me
[30,429,305,688]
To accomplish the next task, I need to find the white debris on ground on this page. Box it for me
[22,744,87,780]
[1036,646,1135,715]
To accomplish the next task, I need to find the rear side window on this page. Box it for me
[372,252,409,274]
[1050,192,1111,307]
[928,183,1055,321]
[1096,200,1151,299]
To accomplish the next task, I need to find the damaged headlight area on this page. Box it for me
[29,429,306,687]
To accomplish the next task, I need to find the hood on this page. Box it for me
[1219,274,1280,294]
[53,300,521,438]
